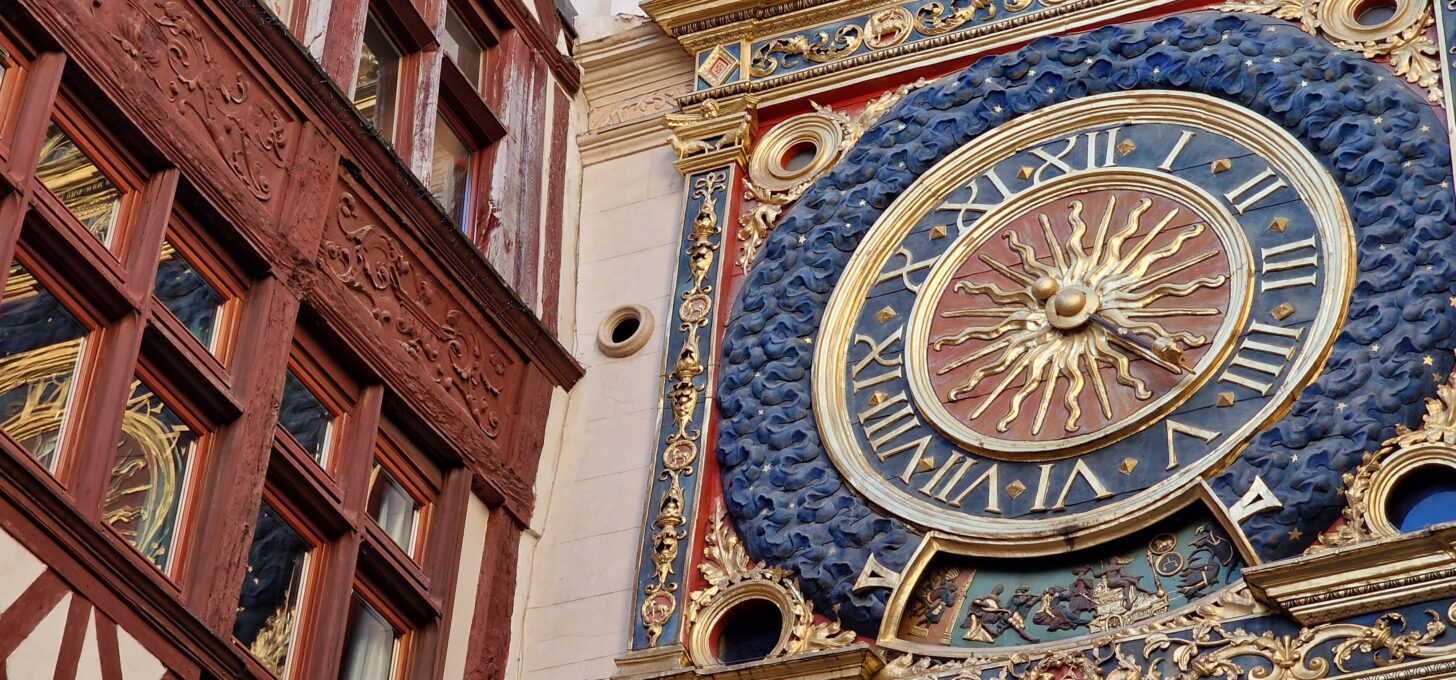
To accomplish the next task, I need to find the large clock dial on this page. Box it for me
[813,91,1353,547]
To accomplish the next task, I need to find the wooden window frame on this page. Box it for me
[234,485,330,680]
[35,97,147,260]
[346,577,418,680]
[369,419,442,567]
[152,207,248,371]
[100,358,218,584]
[0,241,103,482]
[0,37,30,167]
[274,331,359,493]
[352,1,436,152]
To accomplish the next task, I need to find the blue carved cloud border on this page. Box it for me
[716,12,1456,634]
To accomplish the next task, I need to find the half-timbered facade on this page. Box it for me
[0,0,581,676]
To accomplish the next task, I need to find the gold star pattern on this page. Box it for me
[1424,355,1435,366]
[1288,528,1303,540]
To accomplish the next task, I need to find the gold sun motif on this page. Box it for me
[930,196,1229,435]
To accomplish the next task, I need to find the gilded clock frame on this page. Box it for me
[811,90,1356,551]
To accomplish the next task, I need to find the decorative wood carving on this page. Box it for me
[93,0,299,207]
[319,186,523,442]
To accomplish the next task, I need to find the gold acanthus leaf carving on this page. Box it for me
[1309,353,1456,554]
[687,502,857,666]
[737,79,931,271]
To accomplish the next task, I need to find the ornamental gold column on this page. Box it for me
[616,95,756,675]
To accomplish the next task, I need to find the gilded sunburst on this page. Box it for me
[928,193,1231,436]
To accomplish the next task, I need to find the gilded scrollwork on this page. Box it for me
[749,26,865,78]
[877,598,1456,680]
[1222,0,1443,104]
[1308,356,1456,553]
[640,172,729,648]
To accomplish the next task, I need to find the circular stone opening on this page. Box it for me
[780,141,819,174]
[610,315,640,344]
[1353,0,1398,26]
[596,305,653,358]
[712,598,784,665]
[1387,464,1456,532]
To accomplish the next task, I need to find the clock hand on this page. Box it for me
[1087,312,1194,375]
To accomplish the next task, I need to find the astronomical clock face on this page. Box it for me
[713,13,1456,666]
[813,91,1352,543]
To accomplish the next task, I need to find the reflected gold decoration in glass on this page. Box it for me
[429,114,471,228]
[36,121,123,246]
[154,242,226,351]
[103,380,199,571]
[0,260,87,469]
[367,463,420,554]
[339,595,400,680]
[235,503,310,676]
[353,20,401,140]
[278,370,333,463]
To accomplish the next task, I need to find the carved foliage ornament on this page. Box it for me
[98,0,295,203]
[1310,355,1456,552]
[715,14,1456,636]
[747,0,1082,78]
[320,191,514,439]
[686,502,856,666]
[880,599,1456,680]
[640,172,729,647]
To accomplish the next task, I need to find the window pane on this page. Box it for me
[235,503,309,676]
[429,114,471,227]
[155,243,225,351]
[36,122,122,246]
[104,380,199,571]
[0,261,86,469]
[339,596,399,680]
[353,20,401,140]
[263,0,294,23]
[367,464,419,553]
[441,6,483,87]
[279,371,333,462]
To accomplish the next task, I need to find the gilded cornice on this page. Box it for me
[665,96,759,174]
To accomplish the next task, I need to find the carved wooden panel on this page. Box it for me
[91,0,301,217]
[319,180,526,445]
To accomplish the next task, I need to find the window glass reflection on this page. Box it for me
[429,114,471,228]
[235,503,309,676]
[36,122,123,246]
[353,20,401,140]
[339,595,399,680]
[0,260,86,469]
[441,6,483,87]
[104,380,199,571]
[155,243,225,351]
[367,464,420,554]
[279,371,333,463]
[263,0,295,24]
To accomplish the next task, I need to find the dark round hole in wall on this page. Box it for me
[1388,465,1456,532]
[714,598,784,665]
[1353,0,1398,26]
[611,315,641,344]
[781,141,819,173]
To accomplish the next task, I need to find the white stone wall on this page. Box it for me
[506,62,689,676]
